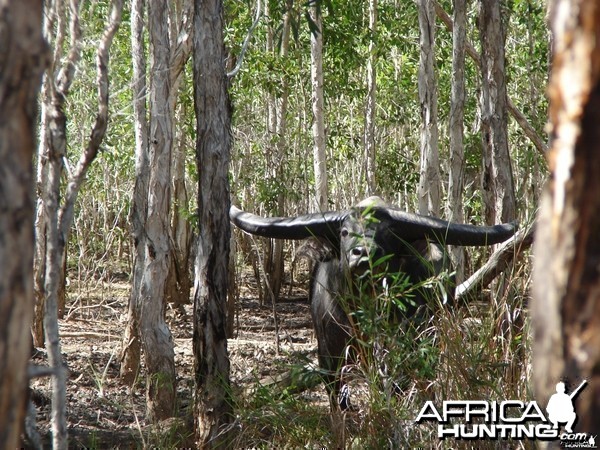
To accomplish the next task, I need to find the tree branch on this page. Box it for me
[58,0,124,244]
[455,220,535,301]
[56,0,82,95]
[227,0,262,78]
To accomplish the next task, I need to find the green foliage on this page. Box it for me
[229,245,531,448]
[62,1,136,280]
[60,0,543,446]
[231,369,332,448]
[229,0,548,217]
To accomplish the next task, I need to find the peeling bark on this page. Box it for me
[0,2,46,447]
[447,0,467,282]
[533,0,600,436]
[479,0,516,225]
[310,5,328,211]
[417,0,441,217]
[193,0,233,445]
[120,0,147,385]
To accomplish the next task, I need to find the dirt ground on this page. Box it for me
[28,273,326,448]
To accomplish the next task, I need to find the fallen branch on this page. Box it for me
[59,331,118,339]
[455,221,535,302]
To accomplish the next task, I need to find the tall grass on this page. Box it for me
[231,251,532,449]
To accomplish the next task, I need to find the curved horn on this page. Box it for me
[230,205,347,240]
[370,207,518,246]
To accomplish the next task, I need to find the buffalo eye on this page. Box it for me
[341,228,349,238]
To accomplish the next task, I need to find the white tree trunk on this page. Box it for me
[37,1,123,447]
[447,0,467,282]
[120,0,147,385]
[259,0,289,304]
[479,0,516,225]
[417,0,441,217]
[33,0,81,348]
[364,0,377,196]
[137,0,176,420]
[310,5,328,211]
[433,0,548,156]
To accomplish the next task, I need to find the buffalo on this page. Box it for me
[230,196,518,410]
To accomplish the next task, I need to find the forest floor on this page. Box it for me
[29,271,329,449]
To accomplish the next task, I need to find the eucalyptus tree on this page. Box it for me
[121,0,193,420]
[0,1,45,447]
[479,0,515,225]
[34,0,85,347]
[434,0,548,159]
[193,0,233,444]
[260,0,292,304]
[447,0,467,282]
[533,0,600,433]
[310,2,328,211]
[417,0,441,217]
[138,0,177,419]
[35,0,123,446]
[166,0,194,309]
[364,0,377,195]
[120,0,147,387]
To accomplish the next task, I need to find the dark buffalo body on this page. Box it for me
[230,196,518,409]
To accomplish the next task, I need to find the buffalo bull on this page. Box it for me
[230,196,518,409]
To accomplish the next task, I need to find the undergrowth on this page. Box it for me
[229,253,532,449]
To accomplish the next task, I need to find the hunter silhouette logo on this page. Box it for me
[546,380,587,433]
[415,378,597,445]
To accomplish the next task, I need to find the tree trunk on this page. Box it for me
[433,0,549,156]
[532,0,600,437]
[136,0,177,420]
[193,0,233,445]
[260,0,290,303]
[43,101,69,450]
[0,2,46,448]
[33,45,51,347]
[479,0,515,225]
[120,0,147,385]
[310,5,328,211]
[364,0,377,196]
[165,0,193,309]
[417,0,441,217]
[38,1,123,446]
[33,0,82,347]
[122,0,193,389]
[166,127,193,308]
[447,0,467,282]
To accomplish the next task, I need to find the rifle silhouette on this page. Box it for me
[569,380,587,400]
